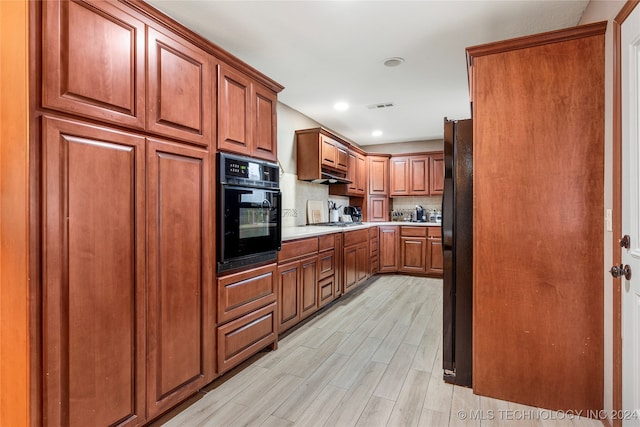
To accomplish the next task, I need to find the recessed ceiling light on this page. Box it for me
[334,101,349,111]
[383,57,405,67]
[372,130,383,137]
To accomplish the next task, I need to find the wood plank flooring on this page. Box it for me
[152,275,603,427]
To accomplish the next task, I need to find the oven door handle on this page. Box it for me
[275,191,282,251]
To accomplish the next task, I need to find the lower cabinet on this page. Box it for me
[379,226,399,272]
[399,226,427,274]
[369,226,379,275]
[426,226,444,275]
[216,263,278,374]
[343,229,370,294]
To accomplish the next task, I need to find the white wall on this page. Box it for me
[580,0,625,417]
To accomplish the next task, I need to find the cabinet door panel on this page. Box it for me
[300,257,318,319]
[390,157,410,196]
[426,238,443,276]
[429,153,444,195]
[368,156,388,195]
[278,262,300,332]
[254,83,278,161]
[356,154,367,194]
[379,227,399,272]
[147,28,213,146]
[356,244,369,283]
[42,117,146,427]
[218,64,253,155]
[410,156,429,195]
[400,237,427,273]
[43,0,145,129]
[343,246,357,293]
[146,139,212,417]
[368,196,388,222]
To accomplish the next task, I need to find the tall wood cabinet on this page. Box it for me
[468,22,606,412]
[30,1,283,425]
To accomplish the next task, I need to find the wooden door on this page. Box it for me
[356,243,369,284]
[379,227,399,272]
[390,156,410,196]
[400,237,427,273]
[429,153,444,195]
[426,237,443,276]
[410,156,429,195]
[42,116,146,427]
[300,256,318,319]
[334,234,344,297]
[368,156,388,195]
[42,0,146,129]
[253,82,277,161]
[218,63,253,156]
[277,261,301,332]
[146,138,213,418]
[469,23,605,412]
[343,246,358,293]
[356,153,367,194]
[368,196,388,222]
[147,27,213,147]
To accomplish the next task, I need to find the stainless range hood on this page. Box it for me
[310,171,352,185]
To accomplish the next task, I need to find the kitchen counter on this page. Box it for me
[282,221,441,241]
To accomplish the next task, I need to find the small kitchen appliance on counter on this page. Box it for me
[344,206,362,223]
[415,205,426,222]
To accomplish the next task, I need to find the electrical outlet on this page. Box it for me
[606,209,612,232]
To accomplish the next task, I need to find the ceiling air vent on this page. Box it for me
[367,102,394,110]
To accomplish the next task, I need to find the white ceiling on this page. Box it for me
[146,0,589,146]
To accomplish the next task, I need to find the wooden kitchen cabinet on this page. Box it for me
[399,226,427,273]
[42,0,146,130]
[43,0,215,147]
[368,155,389,195]
[429,152,444,195]
[330,148,366,197]
[379,226,399,272]
[277,237,320,332]
[146,138,214,417]
[365,195,389,222]
[426,226,443,275]
[369,226,379,275]
[42,116,147,427]
[218,63,278,161]
[318,234,338,308]
[147,27,213,147]
[321,134,348,172]
[389,153,440,196]
[343,229,370,294]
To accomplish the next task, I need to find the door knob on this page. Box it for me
[610,264,632,280]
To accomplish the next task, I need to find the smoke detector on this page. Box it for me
[383,57,405,67]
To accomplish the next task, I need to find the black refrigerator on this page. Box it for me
[442,117,473,387]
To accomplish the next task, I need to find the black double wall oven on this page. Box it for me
[217,152,281,273]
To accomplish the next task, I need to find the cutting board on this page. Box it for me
[306,200,327,224]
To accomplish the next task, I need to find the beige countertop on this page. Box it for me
[282,221,441,241]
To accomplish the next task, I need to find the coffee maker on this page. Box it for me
[415,205,426,222]
[344,206,362,223]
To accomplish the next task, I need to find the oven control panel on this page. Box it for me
[219,152,279,188]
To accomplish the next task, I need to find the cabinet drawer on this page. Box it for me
[401,226,428,237]
[217,263,277,323]
[318,250,335,279]
[428,226,442,238]
[217,302,277,374]
[343,228,368,246]
[278,237,318,262]
[318,276,335,308]
[318,233,336,252]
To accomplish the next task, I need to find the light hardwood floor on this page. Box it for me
[153,275,603,427]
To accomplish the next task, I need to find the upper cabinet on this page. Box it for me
[43,0,146,129]
[367,155,389,195]
[297,128,350,181]
[218,63,278,162]
[147,27,213,147]
[389,152,443,197]
[43,1,213,146]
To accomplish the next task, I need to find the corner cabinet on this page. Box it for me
[217,63,278,161]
